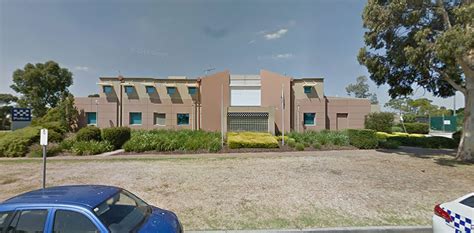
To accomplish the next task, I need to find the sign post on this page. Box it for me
[40,129,48,189]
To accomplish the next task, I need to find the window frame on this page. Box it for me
[166,87,177,95]
[124,85,135,94]
[6,208,50,233]
[0,211,15,232]
[303,86,312,94]
[176,113,190,126]
[154,113,166,126]
[303,113,316,126]
[129,112,142,125]
[102,86,113,94]
[86,112,97,125]
[52,208,102,233]
[188,86,197,95]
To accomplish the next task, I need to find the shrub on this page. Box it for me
[27,144,62,157]
[287,130,349,147]
[59,137,75,151]
[76,126,101,142]
[274,135,290,142]
[378,140,400,149]
[0,126,42,157]
[312,142,322,149]
[347,129,378,149]
[287,138,296,148]
[227,132,279,149]
[295,143,305,151]
[123,130,221,153]
[102,127,131,149]
[401,123,429,134]
[391,126,404,132]
[453,130,462,144]
[71,141,113,155]
[387,136,457,149]
[364,112,394,133]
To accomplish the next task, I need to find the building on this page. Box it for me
[75,70,371,134]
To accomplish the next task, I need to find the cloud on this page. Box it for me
[272,53,293,59]
[248,40,256,44]
[263,28,288,40]
[74,66,89,71]
[202,26,229,39]
[130,48,168,56]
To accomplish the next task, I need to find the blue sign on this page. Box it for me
[12,108,32,121]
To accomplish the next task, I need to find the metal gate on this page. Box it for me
[227,112,268,132]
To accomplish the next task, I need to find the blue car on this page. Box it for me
[0,185,182,233]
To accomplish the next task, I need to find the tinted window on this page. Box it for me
[54,210,99,233]
[0,211,14,232]
[7,209,48,233]
[460,196,474,208]
[177,113,189,125]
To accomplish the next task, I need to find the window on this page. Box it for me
[0,211,14,232]
[94,190,149,233]
[124,86,134,94]
[460,195,474,208]
[53,210,98,233]
[7,210,48,233]
[304,86,312,94]
[86,112,97,125]
[103,86,113,94]
[188,87,197,95]
[154,113,166,126]
[177,113,189,126]
[167,87,176,95]
[129,112,142,125]
[145,86,155,94]
[303,113,316,125]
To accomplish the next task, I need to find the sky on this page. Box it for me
[0,0,464,110]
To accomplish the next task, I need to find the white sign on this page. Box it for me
[444,120,451,125]
[40,129,48,146]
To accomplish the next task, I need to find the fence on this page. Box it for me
[429,115,457,132]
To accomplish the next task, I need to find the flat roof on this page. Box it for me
[2,185,120,209]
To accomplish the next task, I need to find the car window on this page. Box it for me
[460,195,474,208]
[53,210,99,233]
[7,209,48,233]
[0,211,14,232]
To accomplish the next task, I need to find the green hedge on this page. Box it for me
[347,129,378,149]
[400,123,429,134]
[364,112,394,133]
[76,126,101,142]
[27,144,63,157]
[453,130,462,144]
[286,130,349,147]
[102,127,131,149]
[387,136,457,149]
[227,132,279,149]
[71,140,114,155]
[378,140,400,149]
[0,126,42,157]
[123,130,222,153]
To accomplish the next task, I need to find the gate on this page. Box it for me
[227,112,268,132]
[430,116,457,132]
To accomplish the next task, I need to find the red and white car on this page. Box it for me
[433,193,473,233]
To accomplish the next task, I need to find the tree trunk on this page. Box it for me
[456,88,474,162]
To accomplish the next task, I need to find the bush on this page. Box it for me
[27,143,62,157]
[453,130,462,144]
[0,126,42,157]
[59,137,75,151]
[391,126,404,132]
[287,138,296,148]
[378,140,400,149]
[76,126,101,142]
[387,136,457,149]
[295,143,305,151]
[287,130,349,147]
[364,112,394,133]
[227,132,279,149]
[123,130,221,153]
[401,123,429,134]
[102,127,131,149]
[347,129,378,149]
[71,140,113,155]
[312,142,322,149]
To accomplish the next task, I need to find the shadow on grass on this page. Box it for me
[376,146,473,167]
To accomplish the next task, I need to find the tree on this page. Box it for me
[0,94,18,130]
[358,0,474,161]
[346,75,379,104]
[384,97,414,114]
[10,61,73,117]
[32,93,79,132]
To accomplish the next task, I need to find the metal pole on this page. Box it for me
[42,145,46,189]
[221,84,224,147]
[281,84,285,145]
[453,93,456,116]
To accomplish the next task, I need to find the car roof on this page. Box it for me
[1,185,120,209]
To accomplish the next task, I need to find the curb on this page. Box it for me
[186,226,432,233]
[96,149,125,157]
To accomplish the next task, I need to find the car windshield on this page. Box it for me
[94,190,150,232]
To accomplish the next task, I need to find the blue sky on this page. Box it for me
[0,0,464,110]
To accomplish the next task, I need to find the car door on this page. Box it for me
[4,207,51,233]
[50,208,108,233]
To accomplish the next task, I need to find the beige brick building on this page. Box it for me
[75,70,371,134]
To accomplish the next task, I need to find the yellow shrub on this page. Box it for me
[227,132,279,149]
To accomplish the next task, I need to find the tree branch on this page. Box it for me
[436,0,452,29]
[439,70,467,94]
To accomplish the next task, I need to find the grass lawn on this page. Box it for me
[0,148,472,230]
